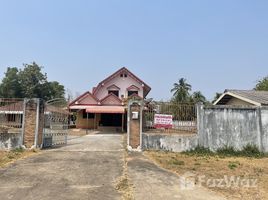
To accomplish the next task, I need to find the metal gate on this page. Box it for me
[42,100,69,148]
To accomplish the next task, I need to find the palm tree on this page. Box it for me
[191,91,206,103]
[171,78,192,103]
[212,92,222,104]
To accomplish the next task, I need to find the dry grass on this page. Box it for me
[0,148,38,168]
[115,134,134,200]
[145,151,268,200]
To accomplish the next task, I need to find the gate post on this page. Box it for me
[22,98,45,148]
[127,100,143,151]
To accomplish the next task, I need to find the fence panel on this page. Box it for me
[143,101,197,134]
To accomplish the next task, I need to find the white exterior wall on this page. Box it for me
[94,74,144,100]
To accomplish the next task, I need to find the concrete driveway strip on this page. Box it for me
[127,152,227,200]
[0,134,125,200]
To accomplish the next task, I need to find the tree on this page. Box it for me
[43,81,65,101]
[171,78,192,103]
[0,62,65,101]
[0,67,22,98]
[212,92,222,104]
[18,62,48,99]
[191,91,207,103]
[255,76,268,91]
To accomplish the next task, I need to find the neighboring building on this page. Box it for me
[214,90,268,106]
[0,100,68,130]
[0,101,24,129]
[68,67,151,131]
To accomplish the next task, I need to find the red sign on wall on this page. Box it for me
[154,114,173,129]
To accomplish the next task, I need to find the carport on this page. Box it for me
[86,106,126,132]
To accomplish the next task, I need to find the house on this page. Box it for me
[68,67,151,131]
[213,90,268,106]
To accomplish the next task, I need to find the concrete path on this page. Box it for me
[128,152,227,200]
[0,134,125,200]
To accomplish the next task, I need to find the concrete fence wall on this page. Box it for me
[261,108,268,152]
[0,132,23,150]
[197,104,268,153]
[142,133,198,152]
[141,104,268,153]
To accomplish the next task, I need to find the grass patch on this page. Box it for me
[145,150,268,200]
[228,161,240,170]
[0,148,38,168]
[12,147,25,153]
[168,159,184,166]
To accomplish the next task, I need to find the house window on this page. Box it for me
[108,90,119,97]
[128,91,138,97]
[120,73,127,78]
[82,110,95,119]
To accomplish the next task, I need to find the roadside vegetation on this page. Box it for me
[115,135,134,200]
[184,145,266,158]
[0,148,38,168]
[145,147,268,200]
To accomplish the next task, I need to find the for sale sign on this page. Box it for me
[154,114,173,129]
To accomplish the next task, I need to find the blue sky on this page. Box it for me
[0,0,267,101]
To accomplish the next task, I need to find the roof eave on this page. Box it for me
[213,92,261,106]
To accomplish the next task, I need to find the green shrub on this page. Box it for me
[183,144,266,158]
[216,146,237,156]
[240,144,264,158]
[183,146,214,157]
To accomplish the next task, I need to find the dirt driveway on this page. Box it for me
[0,134,125,200]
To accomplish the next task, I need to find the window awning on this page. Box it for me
[86,106,125,114]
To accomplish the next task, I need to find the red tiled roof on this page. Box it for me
[69,91,99,106]
[100,93,122,105]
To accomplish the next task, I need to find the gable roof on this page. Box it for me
[127,85,140,91]
[93,67,151,97]
[100,93,122,105]
[107,84,120,90]
[69,91,99,106]
[214,90,268,106]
